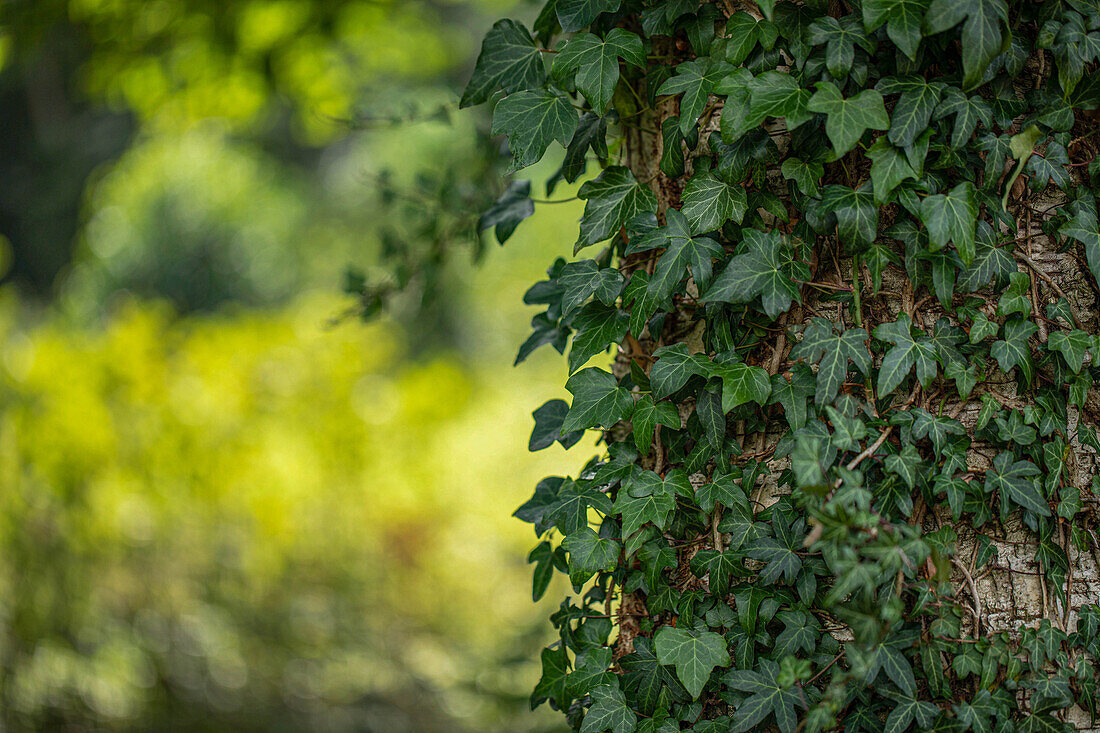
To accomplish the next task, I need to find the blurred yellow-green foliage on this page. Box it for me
[0,0,590,730]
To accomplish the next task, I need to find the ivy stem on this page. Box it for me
[850,254,863,328]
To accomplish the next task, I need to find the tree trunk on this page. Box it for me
[612,21,1100,728]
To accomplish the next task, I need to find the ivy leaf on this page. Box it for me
[620,638,686,716]
[985,452,1049,517]
[461,19,546,108]
[479,180,535,244]
[696,383,726,451]
[885,444,923,489]
[564,527,621,585]
[577,167,658,250]
[996,271,1031,319]
[560,260,625,317]
[781,158,824,198]
[492,90,578,170]
[517,312,571,365]
[790,318,871,404]
[747,71,813,129]
[1047,329,1090,373]
[826,405,868,451]
[532,646,570,709]
[690,549,750,596]
[806,81,890,158]
[695,471,748,514]
[654,627,730,699]
[957,221,1015,291]
[862,0,930,59]
[867,137,917,204]
[726,12,764,65]
[548,481,614,535]
[821,184,878,249]
[708,361,773,412]
[911,408,966,454]
[681,169,749,234]
[990,317,1037,384]
[569,303,629,373]
[702,229,800,319]
[531,399,587,451]
[1059,191,1100,289]
[560,112,610,185]
[646,209,725,298]
[874,314,938,395]
[650,343,709,398]
[934,88,994,149]
[919,181,978,265]
[569,646,615,697]
[632,395,681,455]
[580,684,637,733]
[553,29,646,113]
[563,368,636,432]
[557,0,623,33]
[808,15,873,80]
[724,659,802,733]
[768,365,816,430]
[924,0,1009,90]
[657,58,735,136]
[1026,142,1071,192]
[889,82,947,153]
[746,535,802,584]
[615,469,681,537]
[881,646,918,695]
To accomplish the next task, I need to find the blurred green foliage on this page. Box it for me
[0,0,587,730]
[0,286,580,731]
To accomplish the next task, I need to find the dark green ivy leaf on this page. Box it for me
[654,627,730,699]
[821,184,879,249]
[492,90,578,170]
[919,181,978,265]
[657,57,735,136]
[580,684,637,733]
[531,399,587,451]
[789,318,871,403]
[553,29,646,113]
[557,0,623,33]
[564,527,620,585]
[867,137,917,204]
[768,364,817,430]
[577,167,659,250]
[702,229,800,319]
[923,0,1009,90]
[874,314,938,395]
[681,168,749,234]
[569,303,629,373]
[863,0,930,60]
[563,367,635,432]
[632,395,681,455]
[985,452,1049,517]
[806,81,890,158]
[461,19,546,108]
[990,317,1037,384]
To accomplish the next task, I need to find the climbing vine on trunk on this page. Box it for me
[462,0,1100,730]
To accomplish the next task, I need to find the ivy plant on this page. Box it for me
[463,0,1100,730]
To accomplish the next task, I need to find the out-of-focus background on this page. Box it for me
[0,1,585,730]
